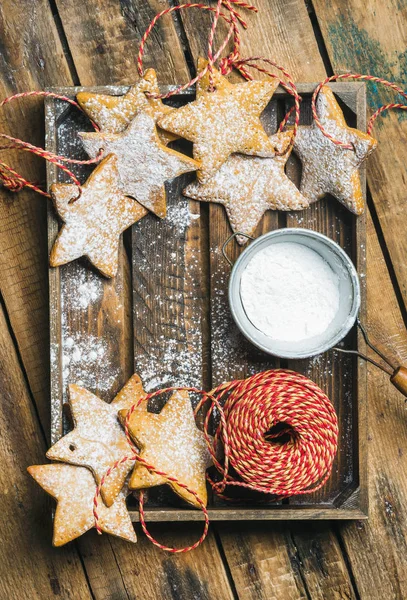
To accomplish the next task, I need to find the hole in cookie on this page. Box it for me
[69,444,76,452]
[263,422,295,446]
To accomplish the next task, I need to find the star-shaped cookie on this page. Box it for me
[158,58,279,183]
[293,85,377,214]
[77,68,178,145]
[27,464,137,546]
[79,111,199,217]
[184,130,309,244]
[50,153,147,278]
[46,375,147,507]
[119,390,212,508]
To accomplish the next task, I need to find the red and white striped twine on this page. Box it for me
[93,369,338,553]
[1,1,406,197]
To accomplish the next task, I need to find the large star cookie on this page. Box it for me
[46,374,147,507]
[158,58,279,183]
[119,390,212,508]
[27,464,137,546]
[184,130,309,244]
[293,85,377,214]
[77,68,177,145]
[50,153,147,278]
[79,111,199,217]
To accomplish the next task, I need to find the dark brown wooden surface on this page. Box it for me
[0,0,406,598]
[45,83,367,521]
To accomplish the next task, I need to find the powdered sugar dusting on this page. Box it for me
[133,188,203,393]
[184,131,309,244]
[293,86,377,214]
[158,69,278,182]
[165,202,200,236]
[28,464,136,544]
[240,242,340,342]
[79,111,198,216]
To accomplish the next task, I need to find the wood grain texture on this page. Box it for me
[176,5,369,599]
[1,0,407,597]
[48,4,234,591]
[336,210,407,599]
[286,85,367,508]
[0,0,73,432]
[55,0,189,85]
[109,525,234,600]
[0,303,93,599]
[179,0,325,82]
[312,0,407,308]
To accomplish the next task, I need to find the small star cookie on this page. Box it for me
[79,111,199,217]
[293,85,377,214]
[119,390,212,508]
[76,68,177,145]
[46,374,147,507]
[27,464,137,546]
[184,130,309,244]
[158,58,279,183]
[50,153,147,278]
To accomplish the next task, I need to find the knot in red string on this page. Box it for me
[0,171,24,192]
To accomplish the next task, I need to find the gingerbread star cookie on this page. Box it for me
[119,390,212,508]
[79,111,199,217]
[158,58,279,183]
[46,375,147,507]
[77,68,178,145]
[293,85,377,214]
[184,130,309,244]
[27,464,137,546]
[50,153,147,278]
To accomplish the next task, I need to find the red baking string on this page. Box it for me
[93,369,338,553]
[0,91,101,197]
[312,74,407,148]
[223,57,302,154]
[137,0,301,155]
[136,1,254,99]
[93,386,229,553]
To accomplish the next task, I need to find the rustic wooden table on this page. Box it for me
[0,1,406,598]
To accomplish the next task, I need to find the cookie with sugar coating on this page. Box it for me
[27,463,137,546]
[119,390,213,508]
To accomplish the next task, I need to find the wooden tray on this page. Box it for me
[46,83,368,521]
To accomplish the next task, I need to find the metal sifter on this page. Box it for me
[222,228,407,396]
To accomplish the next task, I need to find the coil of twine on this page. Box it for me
[94,369,339,553]
[206,369,339,498]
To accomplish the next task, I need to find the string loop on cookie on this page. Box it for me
[223,57,301,153]
[136,2,254,98]
[312,74,407,149]
[0,90,101,198]
[93,387,228,553]
[94,371,337,552]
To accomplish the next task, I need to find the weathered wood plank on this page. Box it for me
[312,0,407,306]
[179,0,325,82]
[54,0,189,85]
[53,2,234,593]
[216,523,308,600]
[177,4,362,599]
[110,524,234,600]
[336,210,407,599]
[0,303,93,599]
[286,86,367,507]
[217,522,357,600]
[0,0,73,433]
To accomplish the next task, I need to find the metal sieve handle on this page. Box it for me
[334,318,407,397]
[222,232,255,267]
